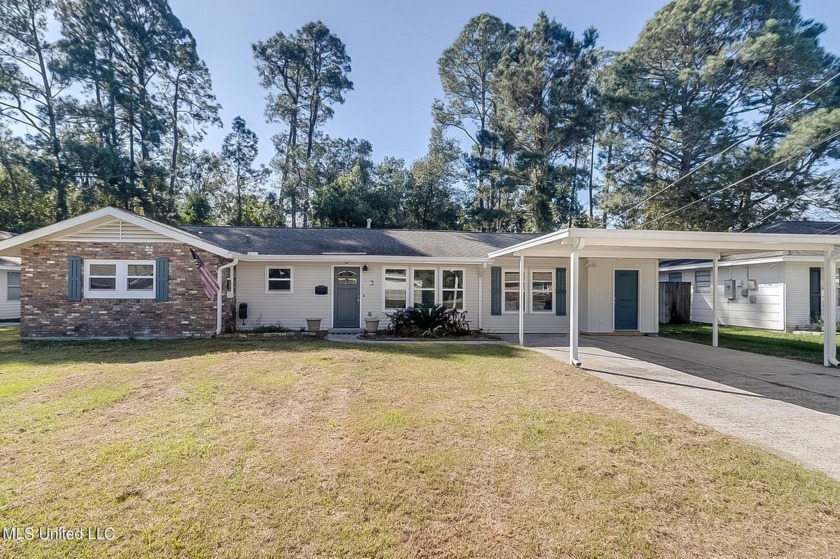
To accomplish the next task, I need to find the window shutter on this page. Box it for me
[155,258,169,301]
[490,266,502,316]
[68,256,82,301]
[556,267,567,316]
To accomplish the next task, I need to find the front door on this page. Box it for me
[614,270,639,331]
[334,267,361,328]
[809,267,822,322]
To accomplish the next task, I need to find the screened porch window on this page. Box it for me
[531,271,553,313]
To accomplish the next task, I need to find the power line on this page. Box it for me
[611,70,840,221]
[634,127,840,229]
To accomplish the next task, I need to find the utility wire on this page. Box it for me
[634,127,840,229]
[612,70,840,221]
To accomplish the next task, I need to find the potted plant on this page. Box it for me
[305,318,322,332]
[364,316,381,333]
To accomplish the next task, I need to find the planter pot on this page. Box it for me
[364,318,381,333]
[306,318,322,332]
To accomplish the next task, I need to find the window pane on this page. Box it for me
[385,290,407,309]
[268,279,291,291]
[268,268,291,280]
[504,292,519,312]
[533,271,552,283]
[668,272,682,282]
[128,264,153,277]
[384,269,406,289]
[414,290,435,306]
[533,292,553,311]
[90,277,116,290]
[128,277,154,290]
[442,270,463,289]
[337,270,358,285]
[7,287,20,301]
[413,269,435,289]
[7,272,20,287]
[504,271,519,283]
[89,264,116,276]
[442,291,464,309]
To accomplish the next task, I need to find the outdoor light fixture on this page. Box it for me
[362,264,369,272]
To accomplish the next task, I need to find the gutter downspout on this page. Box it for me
[216,258,239,335]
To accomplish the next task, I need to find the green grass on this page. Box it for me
[0,324,839,558]
[660,322,839,364]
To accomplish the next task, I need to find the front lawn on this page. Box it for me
[1,326,839,558]
[660,322,839,364]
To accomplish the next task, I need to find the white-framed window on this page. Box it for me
[84,260,156,299]
[7,271,20,301]
[265,267,293,293]
[412,269,436,307]
[695,269,711,292]
[441,269,465,310]
[530,270,553,313]
[383,268,408,310]
[503,270,520,313]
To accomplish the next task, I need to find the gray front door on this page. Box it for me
[614,270,639,330]
[334,267,361,328]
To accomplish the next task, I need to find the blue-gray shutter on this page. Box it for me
[155,258,169,301]
[556,267,567,316]
[68,256,82,301]
[490,266,502,316]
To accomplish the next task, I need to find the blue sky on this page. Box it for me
[170,0,840,168]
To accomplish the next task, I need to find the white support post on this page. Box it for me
[824,251,838,367]
[518,254,525,346]
[477,266,484,332]
[570,241,581,366]
[712,255,719,347]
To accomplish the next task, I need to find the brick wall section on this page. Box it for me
[20,242,233,338]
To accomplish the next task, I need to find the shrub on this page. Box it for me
[387,304,471,337]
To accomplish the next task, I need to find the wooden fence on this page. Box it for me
[659,282,691,324]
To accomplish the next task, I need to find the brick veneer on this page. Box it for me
[20,242,233,338]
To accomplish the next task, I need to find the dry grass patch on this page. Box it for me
[0,326,838,558]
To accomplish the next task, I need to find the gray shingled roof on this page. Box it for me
[750,221,840,235]
[179,226,543,258]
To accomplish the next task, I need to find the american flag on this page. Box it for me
[190,247,220,301]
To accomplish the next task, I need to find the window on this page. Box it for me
[413,269,436,307]
[84,260,156,299]
[668,271,683,282]
[504,271,520,312]
[7,271,20,301]
[695,269,711,292]
[441,269,465,310]
[531,271,553,313]
[337,269,358,285]
[265,267,293,293]
[384,268,408,310]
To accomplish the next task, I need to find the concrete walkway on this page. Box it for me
[505,333,840,480]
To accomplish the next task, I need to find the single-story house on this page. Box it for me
[0,231,21,321]
[0,207,837,367]
[660,222,840,331]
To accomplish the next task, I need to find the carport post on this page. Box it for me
[712,255,719,348]
[569,240,581,367]
[518,254,525,346]
[824,250,839,367]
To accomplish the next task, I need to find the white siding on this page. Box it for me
[234,261,485,331]
[482,256,570,334]
[784,262,813,331]
[0,270,21,320]
[59,219,176,243]
[582,258,658,334]
[674,263,785,330]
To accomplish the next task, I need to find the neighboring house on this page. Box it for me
[0,231,21,321]
[0,207,837,367]
[660,222,840,331]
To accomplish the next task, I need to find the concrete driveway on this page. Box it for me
[505,333,840,480]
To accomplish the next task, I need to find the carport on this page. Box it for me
[488,228,840,367]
